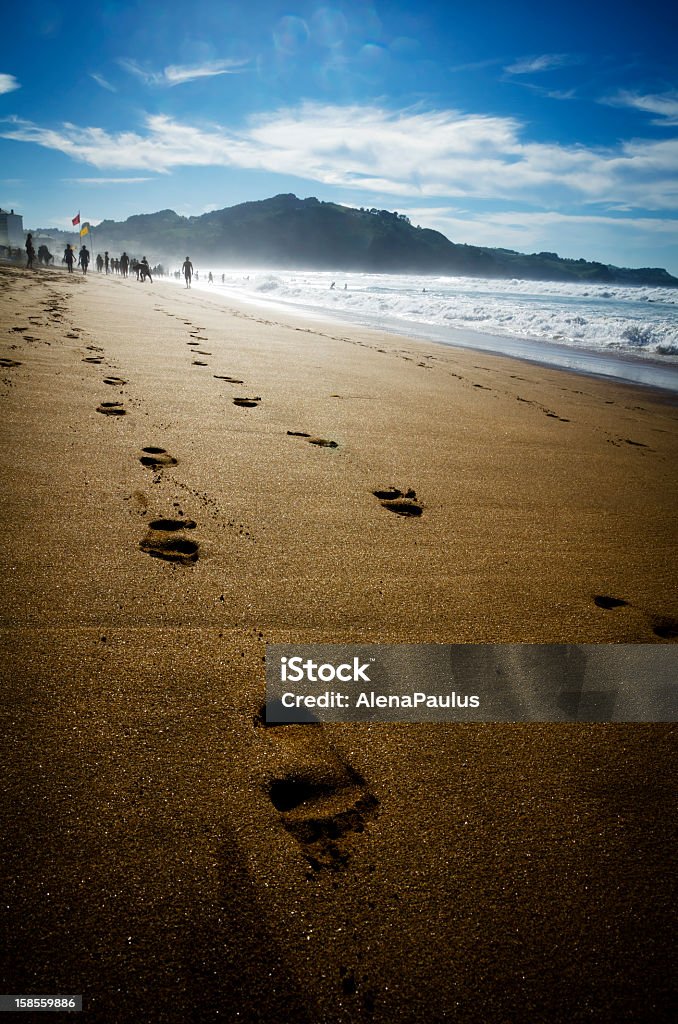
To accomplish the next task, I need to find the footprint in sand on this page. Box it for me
[83,356,104,364]
[593,594,628,610]
[651,616,678,640]
[287,431,338,448]
[0,358,22,368]
[373,487,423,517]
[268,768,379,872]
[256,712,379,872]
[592,596,677,640]
[233,396,261,408]
[214,375,244,384]
[139,446,178,469]
[96,401,126,416]
[195,350,211,355]
[139,517,199,563]
[103,376,127,386]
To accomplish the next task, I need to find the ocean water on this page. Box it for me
[180,268,678,391]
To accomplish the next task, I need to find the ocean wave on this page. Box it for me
[189,268,678,363]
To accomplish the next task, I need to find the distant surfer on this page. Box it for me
[330,281,335,289]
[182,256,193,289]
[208,271,213,284]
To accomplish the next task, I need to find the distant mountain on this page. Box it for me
[35,194,678,287]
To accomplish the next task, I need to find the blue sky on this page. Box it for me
[2,0,677,272]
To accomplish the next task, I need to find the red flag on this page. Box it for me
[72,212,80,226]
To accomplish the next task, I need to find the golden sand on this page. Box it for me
[1,265,676,1021]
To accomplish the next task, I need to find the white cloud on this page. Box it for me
[0,73,20,94]
[90,73,116,93]
[119,58,249,87]
[603,90,678,126]
[400,206,678,264]
[504,54,572,75]
[1,102,677,212]
[64,177,154,184]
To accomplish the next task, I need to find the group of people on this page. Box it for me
[38,242,158,283]
[25,236,200,290]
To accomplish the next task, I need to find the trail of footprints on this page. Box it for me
[85,301,678,641]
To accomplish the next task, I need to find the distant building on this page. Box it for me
[0,207,25,248]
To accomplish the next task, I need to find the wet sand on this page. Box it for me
[1,264,676,1022]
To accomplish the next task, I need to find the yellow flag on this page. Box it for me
[80,223,89,237]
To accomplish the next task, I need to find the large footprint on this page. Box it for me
[139,517,199,564]
[373,487,423,517]
[257,711,379,872]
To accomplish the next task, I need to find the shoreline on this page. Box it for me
[177,272,678,394]
[1,265,676,1023]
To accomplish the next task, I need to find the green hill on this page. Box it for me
[35,194,678,287]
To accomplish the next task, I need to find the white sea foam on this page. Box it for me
[185,269,678,363]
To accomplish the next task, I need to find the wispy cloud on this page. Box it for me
[448,57,504,74]
[602,89,678,126]
[505,54,573,75]
[119,58,249,87]
[64,177,154,184]
[401,206,678,262]
[90,73,116,93]
[0,73,20,94]
[2,103,677,211]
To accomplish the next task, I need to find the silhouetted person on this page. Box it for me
[139,257,153,283]
[120,252,129,278]
[64,245,75,273]
[96,253,103,272]
[182,257,193,288]
[104,251,109,274]
[38,245,53,266]
[208,271,213,284]
[221,273,225,284]
[78,245,90,275]
[25,233,35,270]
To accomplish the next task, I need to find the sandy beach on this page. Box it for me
[1,264,676,1021]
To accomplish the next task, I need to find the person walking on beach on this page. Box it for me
[208,271,213,284]
[120,252,129,278]
[139,257,153,283]
[182,257,193,288]
[104,251,109,274]
[25,233,35,270]
[64,245,75,273]
[96,253,103,272]
[78,245,90,275]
